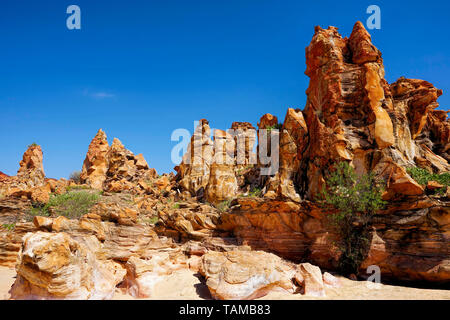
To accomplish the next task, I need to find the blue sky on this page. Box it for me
[1,0,449,178]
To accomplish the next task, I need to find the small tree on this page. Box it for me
[69,171,82,184]
[319,162,386,275]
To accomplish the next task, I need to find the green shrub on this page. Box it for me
[248,187,263,197]
[29,190,100,220]
[172,202,180,209]
[140,216,159,225]
[407,167,449,194]
[69,171,82,184]
[319,162,386,275]
[1,223,15,231]
[265,123,283,132]
[28,142,38,148]
[217,200,232,213]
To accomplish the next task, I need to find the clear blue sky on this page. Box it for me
[1,0,449,179]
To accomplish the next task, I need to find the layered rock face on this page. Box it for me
[80,129,157,193]
[217,22,449,284]
[274,21,447,200]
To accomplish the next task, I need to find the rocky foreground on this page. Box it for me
[0,21,449,300]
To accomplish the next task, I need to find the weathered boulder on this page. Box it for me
[9,232,126,300]
[295,263,325,297]
[200,250,296,300]
[123,251,187,298]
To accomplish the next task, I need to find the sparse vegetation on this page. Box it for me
[217,200,232,213]
[28,142,38,148]
[1,223,15,232]
[28,190,100,220]
[319,162,386,275]
[236,165,254,176]
[139,216,159,225]
[407,167,449,195]
[172,202,180,209]
[69,171,82,184]
[265,123,283,132]
[241,187,263,198]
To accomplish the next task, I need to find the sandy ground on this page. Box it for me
[1,266,449,300]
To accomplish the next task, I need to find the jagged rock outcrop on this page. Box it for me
[205,130,238,204]
[256,21,447,203]
[16,145,45,188]
[80,129,109,190]
[266,108,308,202]
[0,144,55,204]
[176,120,254,203]
[80,130,157,193]
[176,119,214,198]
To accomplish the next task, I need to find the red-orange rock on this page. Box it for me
[80,129,109,190]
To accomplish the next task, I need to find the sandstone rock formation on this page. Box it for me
[176,120,260,203]
[205,130,238,204]
[80,130,157,193]
[0,144,52,203]
[10,232,126,300]
[80,129,109,190]
[0,20,449,301]
[176,119,214,198]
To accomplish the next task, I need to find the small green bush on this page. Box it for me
[240,187,263,198]
[172,202,180,209]
[265,123,283,132]
[28,142,38,148]
[319,162,386,275]
[1,223,15,231]
[140,216,159,225]
[29,190,100,220]
[217,200,232,213]
[407,167,449,194]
